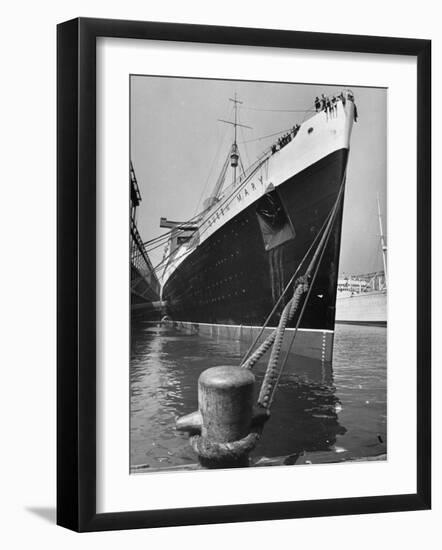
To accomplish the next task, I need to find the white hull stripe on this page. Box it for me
[174,320,334,334]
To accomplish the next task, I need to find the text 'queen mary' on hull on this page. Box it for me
[159,93,356,362]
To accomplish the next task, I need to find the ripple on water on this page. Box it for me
[130,321,387,469]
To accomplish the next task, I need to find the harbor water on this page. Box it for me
[130,321,387,470]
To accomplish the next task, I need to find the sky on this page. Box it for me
[130,76,387,275]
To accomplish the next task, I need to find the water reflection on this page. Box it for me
[130,320,386,469]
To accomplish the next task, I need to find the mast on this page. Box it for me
[218,94,252,186]
[231,93,240,185]
[377,193,388,287]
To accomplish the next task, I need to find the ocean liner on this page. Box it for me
[335,272,387,326]
[157,91,357,361]
[335,196,387,326]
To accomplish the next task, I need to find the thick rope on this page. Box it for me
[179,180,345,466]
[241,332,276,370]
[243,180,344,371]
[190,431,260,467]
[241,279,308,371]
[266,235,331,409]
[239,206,335,367]
[188,276,308,466]
[189,411,269,467]
[257,279,309,407]
[259,180,346,410]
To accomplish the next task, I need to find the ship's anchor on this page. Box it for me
[176,181,345,468]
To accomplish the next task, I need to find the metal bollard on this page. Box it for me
[199,366,255,443]
[177,365,256,468]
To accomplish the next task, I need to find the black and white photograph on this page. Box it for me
[129,76,387,472]
[0,0,435,542]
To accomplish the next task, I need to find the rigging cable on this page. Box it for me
[152,151,271,276]
[185,182,346,463]
[239,127,292,145]
[238,204,335,366]
[266,184,344,408]
[237,107,251,169]
[142,108,235,250]
[143,109,314,272]
[152,116,311,277]
[242,106,315,113]
[241,179,345,376]
[193,108,233,216]
[142,121,294,249]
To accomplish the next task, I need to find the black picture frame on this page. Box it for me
[57,17,431,532]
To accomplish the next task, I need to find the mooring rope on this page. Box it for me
[254,179,345,411]
[241,180,344,375]
[239,205,335,367]
[257,277,309,408]
[190,430,261,468]
[177,178,346,466]
[265,214,337,409]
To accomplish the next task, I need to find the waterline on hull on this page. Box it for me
[168,320,334,363]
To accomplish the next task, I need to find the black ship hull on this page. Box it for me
[163,149,348,332]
